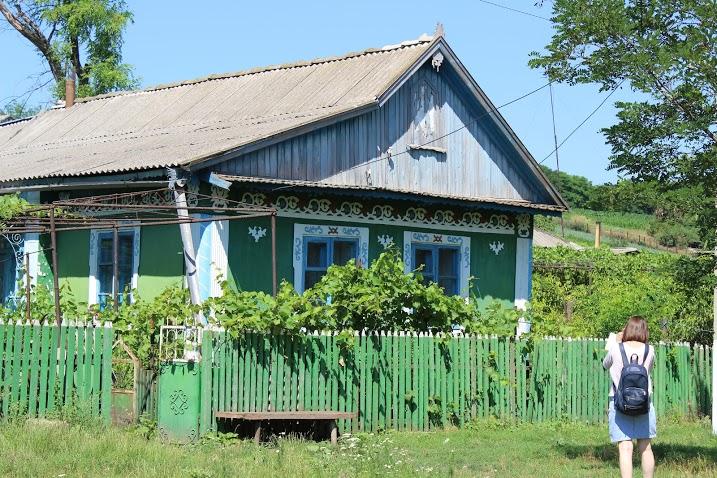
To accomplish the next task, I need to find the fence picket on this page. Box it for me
[201,333,712,434]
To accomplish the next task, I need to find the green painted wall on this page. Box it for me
[471,233,516,300]
[228,216,274,293]
[37,203,521,304]
[56,230,90,303]
[137,225,184,298]
[228,216,519,302]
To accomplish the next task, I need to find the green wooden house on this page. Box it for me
[0,31,566,310]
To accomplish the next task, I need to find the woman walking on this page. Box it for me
[603,316,656,478]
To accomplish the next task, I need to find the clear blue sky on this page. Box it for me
[0,0,636,184]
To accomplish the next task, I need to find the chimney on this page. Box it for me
[65,65,76,108]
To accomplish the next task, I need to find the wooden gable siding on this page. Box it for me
[214,61,550,204]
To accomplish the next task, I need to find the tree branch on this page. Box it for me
[0,1,63,83]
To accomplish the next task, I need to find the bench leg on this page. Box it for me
[329,419,338,445]
[253,421,262,445]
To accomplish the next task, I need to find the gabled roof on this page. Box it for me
[0,36,434,182]
[0,32,566,211]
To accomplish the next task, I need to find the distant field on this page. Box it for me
[565,208,654,232]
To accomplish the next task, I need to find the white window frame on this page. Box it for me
[88,225,140,306]
[293,223,369,293]
[403,230,471,297]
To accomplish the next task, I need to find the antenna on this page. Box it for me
[549,82,565,238]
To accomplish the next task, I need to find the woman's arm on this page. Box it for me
[602,334,617,370]
[602,347,613,370]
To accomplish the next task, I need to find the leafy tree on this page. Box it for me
[539,165,596,209]
[0,0,138,98]
[0,100,41,119]
[530,0,717,247]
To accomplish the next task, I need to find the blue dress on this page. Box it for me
[608,398,657,443]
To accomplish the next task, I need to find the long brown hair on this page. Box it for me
[622,316,649,343]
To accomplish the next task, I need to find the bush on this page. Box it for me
[531,247,715,343]
[2,251,522,363]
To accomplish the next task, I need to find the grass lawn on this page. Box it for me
[0,417,715,477]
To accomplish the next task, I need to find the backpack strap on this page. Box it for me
[643,343,649,364]
[619,342,628,367]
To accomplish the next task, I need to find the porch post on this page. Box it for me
[168,170,206,326]
[49,207,61,327]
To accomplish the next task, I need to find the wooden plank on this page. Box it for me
[46,324,60,412]
[215,411,358,420]
[62,322,75,407]
[1,321,14,417]
[0,321,5,415]
[231,337,239,412]
[261,334,271,412]
[100,324,113,423]
[37,322,51,417]
[199,329,214,434]
[19,322,33,413]
[91,325,102,415]
[27,321,42,417]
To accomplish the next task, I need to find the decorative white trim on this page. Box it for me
[377,234,394,249]
[488,241,504,256]
[241,193,515,235]
[210,185,229,210]
[516,214,531,238]
[24,233,39,286]
[88,225,140,306]
[248,226,267,243]
[403,230,471,297]
[514,237,532,307]
[293,223,369,293]
[0,232,24,303]
[19,192,40,286]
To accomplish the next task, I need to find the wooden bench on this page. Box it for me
[214,411,357,445]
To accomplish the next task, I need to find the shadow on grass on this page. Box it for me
[556,442,717,468]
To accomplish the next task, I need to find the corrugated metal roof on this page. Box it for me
[533,229,583,249]
[217,174,566,212]
[0,37,433,183]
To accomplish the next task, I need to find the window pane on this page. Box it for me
[414,248,433,274]
[438,278,458,296]
[304,270,325,290]
[99,237,113,264]
[333,240,357,265]
[438,248,458,277]
[98,266,113,295]
[306,241,328,268]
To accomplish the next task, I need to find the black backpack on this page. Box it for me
[613,342,650,416]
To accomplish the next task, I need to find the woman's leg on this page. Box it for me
[617,440,634,478]
[637,439,655,478]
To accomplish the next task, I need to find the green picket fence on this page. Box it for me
[0,320,114,422]
[136,365,158,419]
[201,331,712,433]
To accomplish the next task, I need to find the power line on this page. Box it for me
[539,80,625,164]
[278,79,554,188]
[476,0,551,22]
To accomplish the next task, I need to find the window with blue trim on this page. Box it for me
[412,244,459,295]
[303,237,358,290]
[0,238,16,306]
[97,231,134,309]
